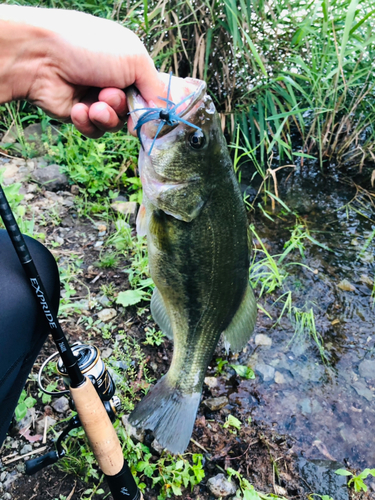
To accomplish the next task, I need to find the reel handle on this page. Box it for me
[25,451,59,475]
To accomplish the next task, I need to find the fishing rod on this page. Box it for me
[0,183,142,500]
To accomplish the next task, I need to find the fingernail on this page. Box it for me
[99,108,111,124]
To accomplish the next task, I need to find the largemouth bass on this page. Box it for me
[127,75,257,454]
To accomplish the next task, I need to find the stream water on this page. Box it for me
[232,167,374,470]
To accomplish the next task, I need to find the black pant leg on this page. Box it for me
[0,229,60,445]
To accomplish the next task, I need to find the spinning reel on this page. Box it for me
[25,343,121,475]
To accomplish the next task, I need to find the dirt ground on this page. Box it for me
[0,158,369,500]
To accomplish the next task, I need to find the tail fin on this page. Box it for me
[129,375,201,454]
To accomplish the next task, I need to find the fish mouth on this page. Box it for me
[126,74,207,143]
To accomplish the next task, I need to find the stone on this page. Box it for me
[255,362,275,382]
[36,415,57,435]
[22,122,59,154]
[300,398,312,415]
[97,295,111,307]
[351,381,373,401]
[20,444,33,455]
[255,334,272,346]
[32,164,69,191]
[51,396,70,413]
[204,376,218,389]
[298,459,349,500]
[71,184,80,195]
[111,201,138,224]
[204,396,229,411]
[337,279,356,292]
[2,492,12,500]
[274,371,286,384]
[97,308,117,322]
[207,473,237,498]
[358,359,375,379]
[101,347,113,359]
[122,415,145,443]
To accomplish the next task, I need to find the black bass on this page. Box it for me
[126,75,257,454]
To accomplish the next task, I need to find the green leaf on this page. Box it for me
[223,415,242,430]
[116,289,147,307]
[335,468,352,476]
[15,402,27,421]
[230,364,255,379]
[171,484,182,496]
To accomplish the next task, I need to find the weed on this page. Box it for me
[95,252,120,269]
[336,467,375,492]
[214,357,228,375]
[15,390,37,421]
[223,415,242,433]
[143,327,166,347]
[230,364,256,380]
[227,467,287,499]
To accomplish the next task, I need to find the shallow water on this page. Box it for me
[234,167,374,469]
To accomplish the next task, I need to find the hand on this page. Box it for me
[0,5,166,138]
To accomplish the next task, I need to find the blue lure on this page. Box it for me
[131,72,202,155]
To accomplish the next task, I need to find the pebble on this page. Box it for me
[274,371,286,384]
[207,473,237,497]
[51,396,70,413]
[101,347,113,358]
[255,362,275,382]
[36,415,57,435]
[255,334,272,346]
[351,381,373,402]
[204,396,229,411]
[358,359,375,379]
[20,444,33,455]
[97,308,117,322]
[0,472,7,482]
[204,376,218,389]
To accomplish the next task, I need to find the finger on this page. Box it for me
[98,88,128,118]
[88,101,125,133]
[71,103,104,138]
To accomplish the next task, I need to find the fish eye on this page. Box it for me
[188,130,206,150]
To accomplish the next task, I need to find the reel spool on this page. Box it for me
[57,344,115,401]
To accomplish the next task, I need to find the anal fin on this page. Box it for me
[151,287,173,340]
[222,283,257,353]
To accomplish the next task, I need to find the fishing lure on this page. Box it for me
[132,72,202,155]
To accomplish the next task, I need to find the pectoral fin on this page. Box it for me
[222,283,257,353]
[136,203,148,237]
[151,287,173,340]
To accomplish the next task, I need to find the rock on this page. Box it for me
[337,279,356,292]
[101,347,113,359]
[255,363,275,382]
[36,416,57,435]
[0,124,18,144]
[0,472,7,482]
[51,396,70,413]
[2,492,12,500]
[298,459,349,500]
[71,184,80,195]
[300,398,312,415]
[151,438,165,454]
[97,308,117,322]
[255,334,272,346]
[20,444,32,455]
[32,164,69,191]
[274,371,286,384]
[122,415,145,443]
[358,359,375,379]
[22,122,59,155]
[97,295,111,307]
[204,376,218,389]
[204,396,229,411]
[351,381,373,401]
[111,201,138,224]
[207,473,237,497]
